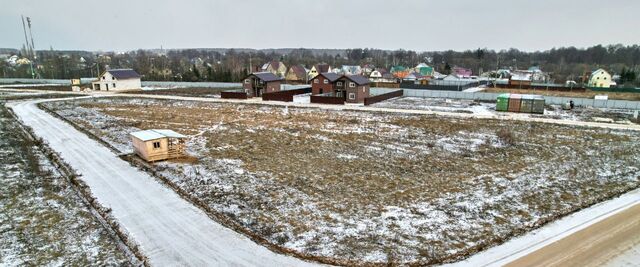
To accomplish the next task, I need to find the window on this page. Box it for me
[362,87,365,92]
[102,76,105,80]
[348,93,356,100]
[245,79,250,84]
[113,83,116,88]
[337,82,343,86]
[349,82,355,88]
[323,79,328,84]
[314,79,319,84]
[153,141,161,149]
[112,76,115,80]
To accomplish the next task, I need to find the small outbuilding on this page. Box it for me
[130,129,186,162]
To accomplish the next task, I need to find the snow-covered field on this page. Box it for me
[373,96,639,124]
[0,93,128,266]
[44,97,640,265]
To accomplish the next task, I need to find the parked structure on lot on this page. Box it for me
[496,93,545,114]
[310,73,371,103]
[588,69,613,88]
[261,61,287,78]
[91,69,141,91]
[130,129,186,162]
[285,65,308,83]
[243,72,283,97]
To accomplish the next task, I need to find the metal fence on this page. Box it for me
[400,80,490,91]
[371,87,640,110]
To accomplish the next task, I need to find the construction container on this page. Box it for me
[519,95,534,113]
[496,93,510,111]
[531,96,545,114]
[507,94,522,112]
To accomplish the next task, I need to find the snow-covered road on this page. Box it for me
[9,100,316,266]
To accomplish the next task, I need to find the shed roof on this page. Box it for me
[130,129,186,141]
[106,69,141,79]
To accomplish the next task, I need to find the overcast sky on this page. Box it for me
[1,0,639,52]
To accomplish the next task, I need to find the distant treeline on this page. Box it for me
[1,44,639,86]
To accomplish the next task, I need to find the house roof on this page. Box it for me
[289,65,307,77]
[262,61,282,70]
[314,64,330,73]
[344,75,370,85]
[317,72,341,82]
[251,72,283,82]
[130,129,186,141]
[106,69,141,79]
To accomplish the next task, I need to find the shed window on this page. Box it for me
[153,141,161,149]
[323,79,328,84]
[314,79,319,84]
[337,82,343,86]
[348,93,356,100]
[113,83,116,88]
[349,82,355,88]
[245,79,250,84]
[102,76,105,80]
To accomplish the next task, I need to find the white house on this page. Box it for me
[92,69,142,91]
[588,69,613,88]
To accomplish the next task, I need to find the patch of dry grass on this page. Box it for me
[46,97,640,265]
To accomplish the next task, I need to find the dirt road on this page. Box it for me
[506,204,640,267]
[9,100,316,266]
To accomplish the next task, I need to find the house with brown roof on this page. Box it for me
[310,73,370,103]
[242,72,283,97]
[261,61,287,78]
[311,72,341,95]
[285,65,308,83]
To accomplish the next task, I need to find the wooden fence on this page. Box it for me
[221,91,248,99]
[364,90,404,106]
[262,87,311,102]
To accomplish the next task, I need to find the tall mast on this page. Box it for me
[27,17,36,59]
[21,15,32,58]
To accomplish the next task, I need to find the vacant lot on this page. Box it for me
[374,96,638,124]
[123,87,235,97]
[45,97,640,265]
[485,88,640,101]
[0,93,128,265]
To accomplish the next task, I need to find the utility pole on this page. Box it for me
[27,17,36,59]
[21,15,31,58]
